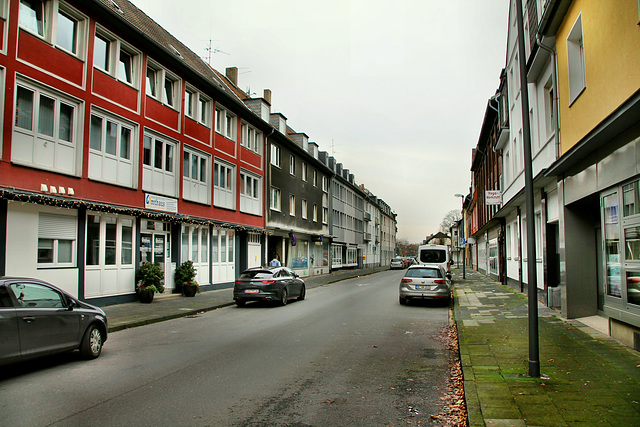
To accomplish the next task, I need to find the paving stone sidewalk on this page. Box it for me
[453,268,640,426]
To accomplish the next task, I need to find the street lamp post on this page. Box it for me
[515,0,540,378]
[454,194,465,280]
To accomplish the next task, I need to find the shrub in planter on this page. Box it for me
[135,262,165,302]
[175,260,200,296]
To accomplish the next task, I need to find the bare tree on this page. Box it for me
[439,209,462,233]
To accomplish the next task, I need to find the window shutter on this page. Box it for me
[38,213,76,240]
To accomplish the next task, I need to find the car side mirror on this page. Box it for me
[67,299,77,311]
[446,273,452,280]
[294,273,299,278]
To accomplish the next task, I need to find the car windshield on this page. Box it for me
[405,268,442,278]
[420,250,446,263]
[239,270,274,280]
[392,258,402,262]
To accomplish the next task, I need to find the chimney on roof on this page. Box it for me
[225,67,238,86]
[264,89,272,105]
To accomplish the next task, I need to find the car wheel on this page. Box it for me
[298,285,306,301]
[235,299,246,307]
[80,324,103,359]
[399,296,408,305]
[280,288,288,306]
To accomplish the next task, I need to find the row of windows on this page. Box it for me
[18,0,261,146]
[12,80,262,211]
[37,212,238,268]
[332,181,364,210]
[270,144,329,191]
[269,188,328,224]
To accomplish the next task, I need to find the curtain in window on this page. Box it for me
[16,87,34,130]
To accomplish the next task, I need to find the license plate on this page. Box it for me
[244,289,259,294]
[417,285,437,291]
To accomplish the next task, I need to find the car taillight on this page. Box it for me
[401,278,413,283]
[434,279,446,284]
[234,280,242,285]
[261,280,275,284]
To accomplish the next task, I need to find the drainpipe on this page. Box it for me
[536,34,561,159]
[517,206,523,293]
[264,126,276,265]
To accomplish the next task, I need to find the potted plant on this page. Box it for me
[175,260,200,297]
[135,262,165,303]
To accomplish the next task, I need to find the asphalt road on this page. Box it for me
[0,269,452,426]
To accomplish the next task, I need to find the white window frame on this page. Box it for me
[18,0,88,60]
[185,85,211,127]
[302,162,307,181]
[270,144,281,167]
[142,132,178,197]
[313,204,318,222]
[212,228,234,264]
[88,109,135,188]
[322,207,328,224]
[37,212,76,268]
[289,155,295,176]
[270,187,281,211]
[94,26,140,88]
[567,14,586,104]
[146,59,179,109]
[13,79,80,175]
[86,213,135,268]
[322,176,329,192]
[313,169,317,187]
[240,170,262,215]
[215,105,236,141]
[240,121,262,154]
[302,199,308,219]
[213,159,235,209]
[183,146,211,205]
[289,194,296,216]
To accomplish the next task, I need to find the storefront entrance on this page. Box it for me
[140,221,173,291]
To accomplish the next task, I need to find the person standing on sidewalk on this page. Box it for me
[270,254,281,267]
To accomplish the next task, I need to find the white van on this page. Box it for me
[417,244,451,274]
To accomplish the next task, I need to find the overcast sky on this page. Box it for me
[130,0,509,243]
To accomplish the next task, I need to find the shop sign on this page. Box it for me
[485,190,502,205]
[145,193,178,213]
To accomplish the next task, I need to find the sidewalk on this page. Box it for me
[103,265,389,332]
[453,268,640,426]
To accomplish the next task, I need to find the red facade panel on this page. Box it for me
[215,135,236,158]
[184,117,211,146]
[240,147,262,172]
[17,31,84,86]
[92,70,139,111]
[145,97,180,131]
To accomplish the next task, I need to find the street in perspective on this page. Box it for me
[1,270,455,426]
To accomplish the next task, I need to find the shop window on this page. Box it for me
[86,214,134,267]
[625,226,640,261]
[627,272,640,306]
[604,192,622,297]
[623,180,640,217]
[38,213,76,267]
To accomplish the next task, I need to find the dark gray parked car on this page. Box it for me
[0,278,108,366]
[234,266,306,307]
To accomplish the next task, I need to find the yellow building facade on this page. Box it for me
[546,0,640,348]
[555,0,640,153]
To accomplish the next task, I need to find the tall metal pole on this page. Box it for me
[515,0,540,378]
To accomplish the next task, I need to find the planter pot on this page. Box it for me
[138,288,155,303]
[183,285,197,297]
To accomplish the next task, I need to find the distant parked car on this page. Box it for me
[399,265,451,305]
[234,266,306,307]
[417,244,451,274]
[0,278,108,366]
[390,257,405,270]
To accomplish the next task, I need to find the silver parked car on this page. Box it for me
[234,266,306,307]
[399,265,451,305]
[389,257,405,270]
[0,278,108,366]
